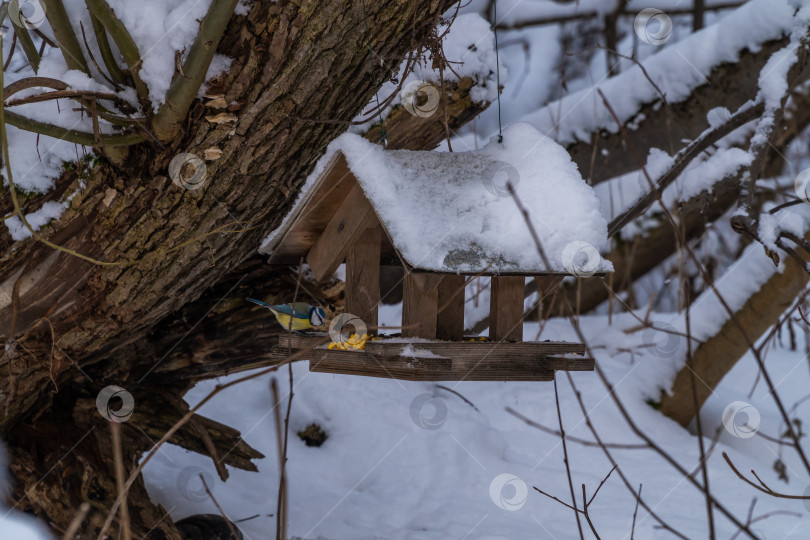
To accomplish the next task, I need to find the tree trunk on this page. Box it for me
[0,0,456,536]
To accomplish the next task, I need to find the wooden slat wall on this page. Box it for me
[436,275,465,340]
[490,276,525,341]
[402,272,439,338]
[345,224,381,333]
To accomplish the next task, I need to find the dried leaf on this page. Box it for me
[204,147,223,161]
[206,96,228,109]
[205,112,238,124]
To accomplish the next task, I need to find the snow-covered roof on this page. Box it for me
[262,123,612,275]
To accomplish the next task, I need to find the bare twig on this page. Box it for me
[495,2,744,30]
[97,343,327,538]
[110,422,131,540]
[200,474,241,540]
[79,21,121,89]
[506,407,647,449]
[555,377,585,539]
[630,484,642,540]
[684,286,716,539]
[722,452,810,500]
[436,384,479,411]
[62,502,91,540]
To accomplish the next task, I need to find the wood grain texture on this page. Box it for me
[307,183,377,282]
[308,349,557,381]
[277,335,592,381]
[345,224,381,332]
[436,275,465,340]
[402,272,439,338]
[490,276,525,341]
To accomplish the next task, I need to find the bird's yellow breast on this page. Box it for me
[272,312,312,331]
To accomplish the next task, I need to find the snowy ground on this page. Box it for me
[138,308,810,540]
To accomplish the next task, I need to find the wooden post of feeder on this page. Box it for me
[402,272,441,338]
[490,276,524,341]
[436,275,465,340]
[345,223,381,333]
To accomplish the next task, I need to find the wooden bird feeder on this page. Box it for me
[261,128,612,381]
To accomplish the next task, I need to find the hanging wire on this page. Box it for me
[493,0,503,143]
[361,0,388,147]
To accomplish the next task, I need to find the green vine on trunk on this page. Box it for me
[84,0,149,103]
[41,0,90,74]
[151,0,240,142]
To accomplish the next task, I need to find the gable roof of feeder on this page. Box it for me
[260,123,612,276]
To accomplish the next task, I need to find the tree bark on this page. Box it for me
[0,0,456,536]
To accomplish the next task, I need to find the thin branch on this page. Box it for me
[3,109,143,146]
[110,422,132,540]
[41,0,90,74]
[4,76,68,96]
[62,502,91,540]
[630,484,642,540]
[5,89,118,107]
[609,85,810,474]
[608,100,763,236]
[436,384,479,411]
[88,14,126,85]
[96,341,328,539]
[587,465,617,507]
[685,285,716,540]
[508,176,758,538]
[534,486,578,512]
[1,3,41,72]
[199,475,241,540]
[152,0,240,142]
[722,452,810,499]
[555,377,585,539]
[84,0,149,101]
[506,406,647,449]
[580,484,602,540]
[79,21,121,88]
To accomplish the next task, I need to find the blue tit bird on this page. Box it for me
[247,298,326,331]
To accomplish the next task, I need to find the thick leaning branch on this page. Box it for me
[494,2,745,30]
[564,37,793,185]
[660,235,810,426]
[362,77,491,150]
